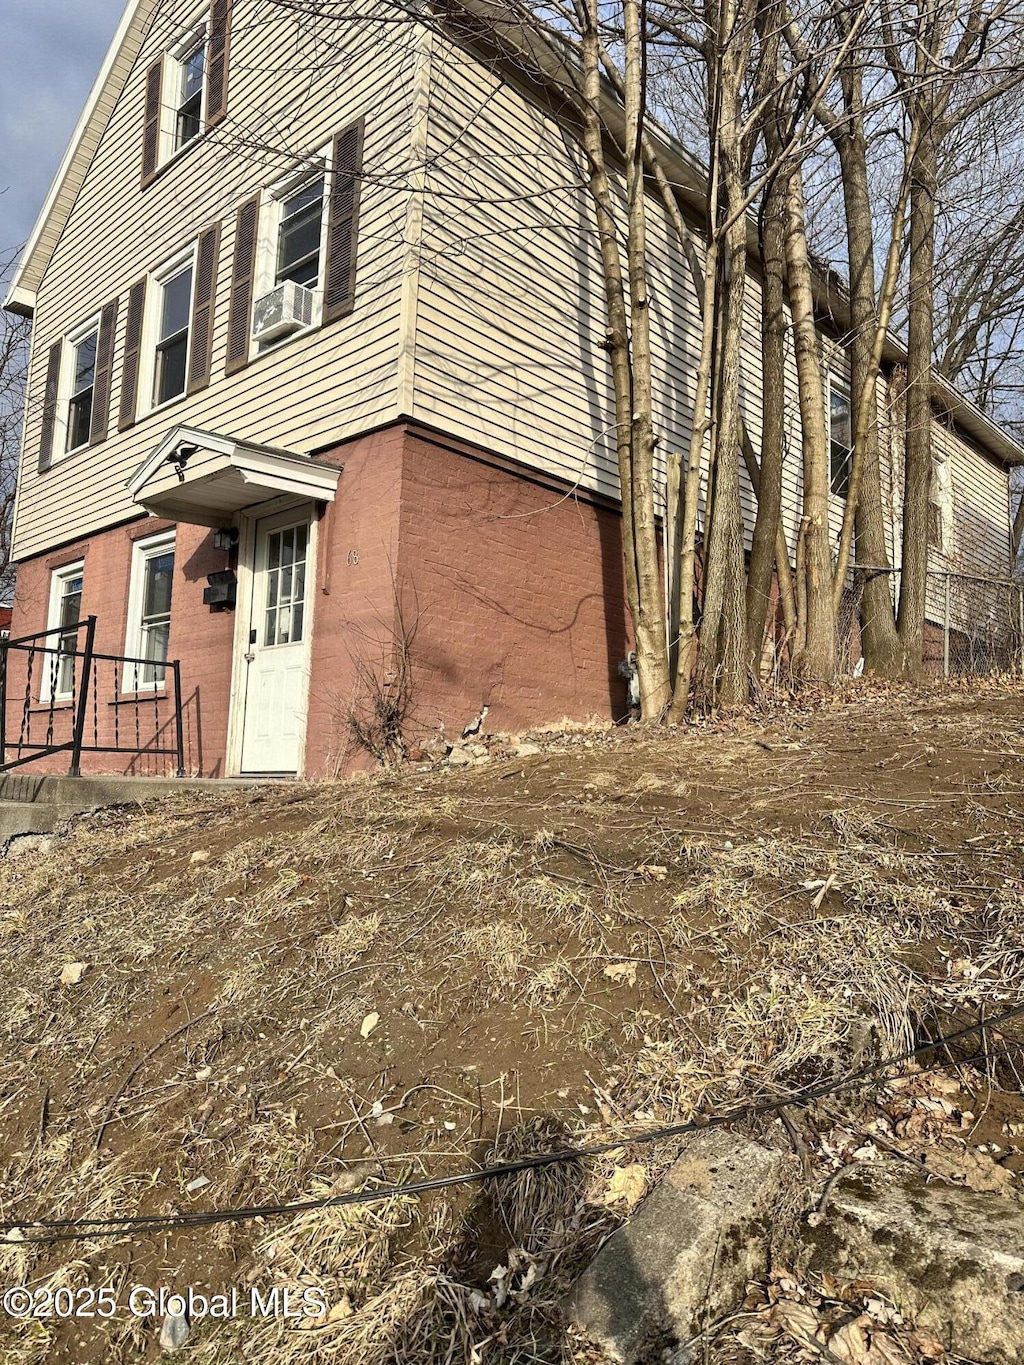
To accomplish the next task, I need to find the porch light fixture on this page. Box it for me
[166,441,199,483]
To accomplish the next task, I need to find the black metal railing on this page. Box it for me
[0,616,185,776]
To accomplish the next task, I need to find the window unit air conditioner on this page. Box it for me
[251,281,315,343]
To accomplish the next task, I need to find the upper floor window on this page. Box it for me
[173,35,206,153]
[141,2,232,185]
[829,378,853,499]
[152,252,195,408]
[37,302,117,473]
[64,320,99,455]
[250,165,329,351]
[224,120,363,376]
[277,176,326,290]
[929,456,952,555]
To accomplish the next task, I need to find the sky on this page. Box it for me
[0,0,127,258]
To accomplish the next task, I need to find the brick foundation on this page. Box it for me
[8,422,632,778]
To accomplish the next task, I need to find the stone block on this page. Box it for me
[801,1161,1024,1365]
[568,1130,784,1362]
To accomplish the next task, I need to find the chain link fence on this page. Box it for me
[927,570,1024,678]
[836,569,1024,678]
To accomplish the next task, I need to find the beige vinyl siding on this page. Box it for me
[935,422,1011,578]
[412,36,863,564]
[413,36,696,507]
[13,0,417,561]
[15,1,1014,604]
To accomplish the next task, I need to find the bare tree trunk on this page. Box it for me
[784,163,835,681]
[897,120,938,669]
[577,3,656,716]
[835,128,904,674]
[746,167,787,672]
[621,0,671,715]
[694,204,749,709]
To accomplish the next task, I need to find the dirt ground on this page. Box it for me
[1,679,1024,1364]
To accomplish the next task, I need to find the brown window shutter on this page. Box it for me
[119,279,148,431]
[187,224,220,395]
[89,297,119,446]
[322,119,364,326]
[38,341,63,474]
[225,195,259,376]
[206,0,232,129]
[141,57,164,185]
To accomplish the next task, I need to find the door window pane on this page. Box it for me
[263,524,309,646]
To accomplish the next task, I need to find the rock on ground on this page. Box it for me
[801,1160,1024,1365]
[567,1130,784,1362]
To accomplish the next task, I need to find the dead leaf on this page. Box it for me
[59,962,88,986]
[867,1333,913,1365]
[770,1299,821,1345]
[603,962,638,987]
[603,1163,646,1208]
[360,1012,380,1039]
[905,1328,945,1361]
[921,1145,1016,1196]
[636,864,668,881]
[828,1316,870,1363]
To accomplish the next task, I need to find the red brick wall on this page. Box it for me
[394,428,630,744]
[303,425,405,776]
[8,520,234,776]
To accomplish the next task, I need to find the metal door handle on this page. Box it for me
[244,652,255,663]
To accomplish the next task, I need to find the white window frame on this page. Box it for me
[827,374,853,501]
[55,315,101,463]
[141,244,198,417]
[160,21,209,168]
[42,560,85,704]
[124,531,176,694]
[251,150,330,359]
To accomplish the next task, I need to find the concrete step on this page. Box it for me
[0,774,275,843]
[0,801,84,839]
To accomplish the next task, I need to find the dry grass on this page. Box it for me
[2,687,1024,1361]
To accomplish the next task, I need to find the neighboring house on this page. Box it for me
[3,0,1020,777]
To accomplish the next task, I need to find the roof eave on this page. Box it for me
[2,284,35,318]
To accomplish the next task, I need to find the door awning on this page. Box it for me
[127,425,340,527]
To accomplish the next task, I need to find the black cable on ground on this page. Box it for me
[3,1001,1022,1245]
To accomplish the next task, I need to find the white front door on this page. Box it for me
[239,509,312,774]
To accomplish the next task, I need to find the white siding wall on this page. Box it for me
[13,0,418,561]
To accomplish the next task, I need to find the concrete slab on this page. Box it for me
[0,774,275,842]
[568,1130,784,1362]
